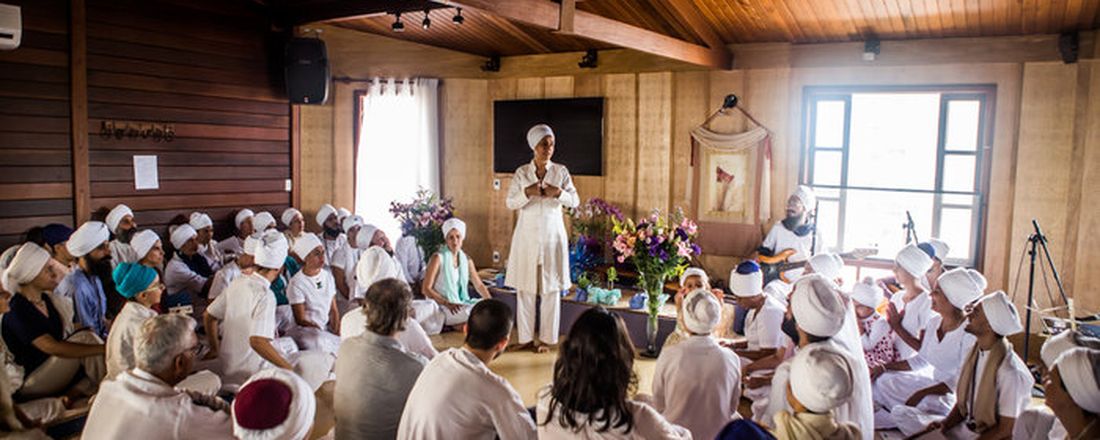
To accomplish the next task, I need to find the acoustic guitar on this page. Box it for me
[756,248,878,283]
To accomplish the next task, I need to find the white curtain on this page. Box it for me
[355,78,439,240]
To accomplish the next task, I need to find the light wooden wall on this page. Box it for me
[300,28,1100,323]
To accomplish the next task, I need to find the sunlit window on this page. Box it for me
[804,87,993,268]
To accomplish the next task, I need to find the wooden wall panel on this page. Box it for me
[671,71,708,216]
[0,0,71,249]
[1071,62,1100,312]
[83,0,289,239]
[299,102,334,219]
[487,78,519,268]
[635,72,673,215]
[603,74,638,219]
[440,79,492,264]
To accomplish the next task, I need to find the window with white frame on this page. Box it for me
[803,86,993,269]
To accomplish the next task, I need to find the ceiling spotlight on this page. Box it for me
[422,9,431,30]
[453,7,464,25]
[392,13,405,32]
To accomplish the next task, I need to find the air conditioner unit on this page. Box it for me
[0,3,22,51]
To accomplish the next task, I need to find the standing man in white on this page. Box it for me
[505,124,579,353]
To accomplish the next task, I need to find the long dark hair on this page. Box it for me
[544,307,638,434]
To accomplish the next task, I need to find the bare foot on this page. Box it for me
[533,343,550,354]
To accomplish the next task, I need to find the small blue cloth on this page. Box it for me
[585,287,621,306]
[574,289,589,303]
[714,419,776,440]
[629,292,669,310]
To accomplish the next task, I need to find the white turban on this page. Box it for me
[850,277,884,308]
[357,246,401,289]
[170,224,197,250]
[526,124,554,149]
[1054,348,1100,414]
[291,233,322,261]
[977,290,1023,336]
[254,230,288,270]
[682,288,721,334]
[131,230,160,260]
[253,212,276,233]
[679,267,709,288]
[791,274,847,338]
[358,224,379,248]
[105,204,133,234]
[729,262,763,297]
[315,204,336,228]
[3,243,51,294]
[808,253,844,281]
[67,221,110,258]
[189,212,213,230]
[1043,330,1083,367]
[235,209,254,230]
[764,280,792,305]
[232,368,315,440]
[341,215,363,233]
[336,207,351,222]
[242,235,261,256]
[937,267,986,309]
[790,344,855,413]
[793,185,816,210]
[927,238,950,261]
[442,218,466,240]
[895,244,933,279]
[280,208,302,227]
[0,245,20,270]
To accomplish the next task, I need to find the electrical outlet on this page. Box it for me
[284,179,292,192]
[492,251,501,263]
[492,178,501,191]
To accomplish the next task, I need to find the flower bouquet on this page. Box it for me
[568,198,624,283]
[612,208,700,355]
[389,189,455,262]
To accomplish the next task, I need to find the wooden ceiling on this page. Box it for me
[285,0,1100,57]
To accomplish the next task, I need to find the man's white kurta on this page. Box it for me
[652,334,742,440]
[206,273,278,388]
[105,301,157,380]
[503,161,579,295]
[82,368,233,439]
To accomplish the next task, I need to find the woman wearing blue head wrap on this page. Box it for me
[106,262,163,380]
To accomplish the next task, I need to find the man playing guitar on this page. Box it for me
[757,185,822,283]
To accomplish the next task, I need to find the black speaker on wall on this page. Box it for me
[285,37,329,104]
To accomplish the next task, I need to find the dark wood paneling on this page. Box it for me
[90,166,289,182]
[89,137,289,154]
[88,103,290,128]
[0,133,72,150]
[89,151,289,167]
[0,63,70,84]
[0,149,73,166]
[0,215,73,237]
[91,179,288,197]
[0,200,74,218]
[0,97,70,118]
[92,192,289,211]
[0,80,69,100]
[88,88,288,116]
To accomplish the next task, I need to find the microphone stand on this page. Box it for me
[1023,219,1069,360]
[809,200,819,256]
[902,210,918,244]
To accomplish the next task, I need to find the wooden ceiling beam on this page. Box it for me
[662,0,726,50]
[436,0,732,69]
[285,0,445,25]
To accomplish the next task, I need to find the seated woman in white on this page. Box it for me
[286,233,341,355]
[536,307,690,439]
[420,218,493,331]
[774,344,862,440]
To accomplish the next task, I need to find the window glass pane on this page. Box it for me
[847,93,940,190]
[813,187,841,199]
[939,208,973,263]
[945,100,981,152]
[942,154,976,192]
[840,265,893,287]
[842,188,934,259]
[812,151,843,186]
[815,100,846,148]
[816,199,840,253]
[942,193,977,206]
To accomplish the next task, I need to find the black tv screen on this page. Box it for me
[493,97,604,176]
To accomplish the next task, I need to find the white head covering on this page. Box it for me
[808,253,844,281]
[791,274,847,338]
[254,230,288,270]
[977,290,1023,336]
[793,185,816,210]
[729,263,763,297]
[291,233,323,261]
[253,212,276,233]
[927,238,950,261]
[341,215,363,233]
[790,344,855,413]
[683,288,721,335]
[105,204,133,234]
[67,221,110,258]
[188,212,213,230]
[280,208,302,227]
[895,243,933,279]
[442,218,466,240]
[131,230,160,260]
[357,246,401,288]
[764,280,792,304]
[1043,330,1085,367]
[526,124,554,149]
[679,267,709,289]
[1054,348,1100,414]
[170,224,197,250]
[242,235,261,256]
[937,267,986,309]
[336,207,351,222]
[235,209,255,230]
[850,277,884,308]
[232,368,316,440]
[315,204,336,228]
[358,224,379,248]
[3,243,51,294]
[0,245,20,271]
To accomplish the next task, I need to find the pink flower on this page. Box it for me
[676,241,692,258]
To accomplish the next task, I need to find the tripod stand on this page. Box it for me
[1021,219,1069,361]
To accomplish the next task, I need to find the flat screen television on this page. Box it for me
[493,97,604,176]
